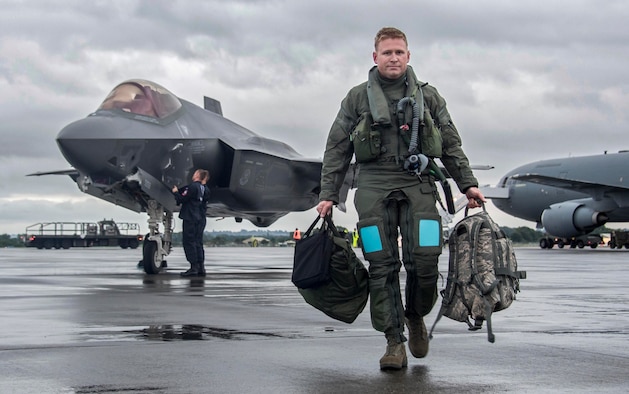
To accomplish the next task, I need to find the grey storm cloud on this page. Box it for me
[1,0,628,234]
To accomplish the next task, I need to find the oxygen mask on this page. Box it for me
[403,153,429,176]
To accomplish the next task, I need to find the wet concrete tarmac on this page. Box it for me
[0,246,627,393]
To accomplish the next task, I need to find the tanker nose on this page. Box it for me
[56,116,144,177]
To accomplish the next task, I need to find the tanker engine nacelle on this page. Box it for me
[541,202,608,237]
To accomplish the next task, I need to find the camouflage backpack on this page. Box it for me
[429,206,526,342]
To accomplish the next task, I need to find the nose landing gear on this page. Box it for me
[141,200,173,274]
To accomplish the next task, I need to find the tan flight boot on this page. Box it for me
[379,335,408,370]
[405,315,429,358]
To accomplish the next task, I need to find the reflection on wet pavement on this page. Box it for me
[1,247,628,393]
[71,384,168,394]
[127,324,288,341]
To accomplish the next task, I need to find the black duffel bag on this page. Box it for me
[293,215,369,323]
[291,215,334,289]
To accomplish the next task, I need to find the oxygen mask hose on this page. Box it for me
[397,94,453,213]
[396,96,421,155]
[398,96,429,176]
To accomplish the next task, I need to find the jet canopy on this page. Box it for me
[98,79,182,118]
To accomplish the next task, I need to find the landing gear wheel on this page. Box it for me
[142,201,173,274]
[539,238,553,249]
[539,238,547,249]
[143,240,162,274]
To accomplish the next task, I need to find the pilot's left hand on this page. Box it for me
[465,186,486,209]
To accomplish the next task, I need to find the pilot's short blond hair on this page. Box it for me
[374,27,408,50]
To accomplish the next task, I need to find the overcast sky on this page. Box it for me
[1,0,628,235]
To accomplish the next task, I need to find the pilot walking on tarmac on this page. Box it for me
[172,169,210,277]
[317,27,485,370]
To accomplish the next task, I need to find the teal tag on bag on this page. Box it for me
[360,225,383,253]
[419,219,440,247]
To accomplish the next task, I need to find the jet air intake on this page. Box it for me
[541,202,609,237]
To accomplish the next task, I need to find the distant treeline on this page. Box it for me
[197,226,549,247]
[501,227,545,244]
[1,234,26,248]
[0,226,618,248]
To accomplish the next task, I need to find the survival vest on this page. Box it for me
[351,67,443,163]
[429,205,527,342]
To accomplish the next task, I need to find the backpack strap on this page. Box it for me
[430,221,476,339]
[495,266,527,280]
[482,300,496,343]
[468,214,500,343]
[469,215,500,295]
[428,305,445,340]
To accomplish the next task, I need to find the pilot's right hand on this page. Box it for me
[465,186,486,209]
[316,200,334,218]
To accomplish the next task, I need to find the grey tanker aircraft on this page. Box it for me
[30,80,323,274]
[481,150,629,246]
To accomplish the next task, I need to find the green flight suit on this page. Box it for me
[319,66,478,342]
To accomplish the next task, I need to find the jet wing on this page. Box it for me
[478,185,510,199]
[27,169,79,177]
[511,173,629,193]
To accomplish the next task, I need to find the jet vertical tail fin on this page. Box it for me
[203,97,223,116]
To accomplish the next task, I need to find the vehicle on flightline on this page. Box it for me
[538,234,603,249]
[25,219,143,250]
[608,230,629,249]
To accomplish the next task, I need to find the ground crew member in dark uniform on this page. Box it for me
[317,27,486,370]
[197,170,211,277]
[172,169,210,277]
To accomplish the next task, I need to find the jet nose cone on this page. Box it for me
[57,116,144,177]
[57,117,116,174]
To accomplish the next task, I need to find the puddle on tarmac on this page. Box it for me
[79,324,294,342]
[72,384,168,393]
